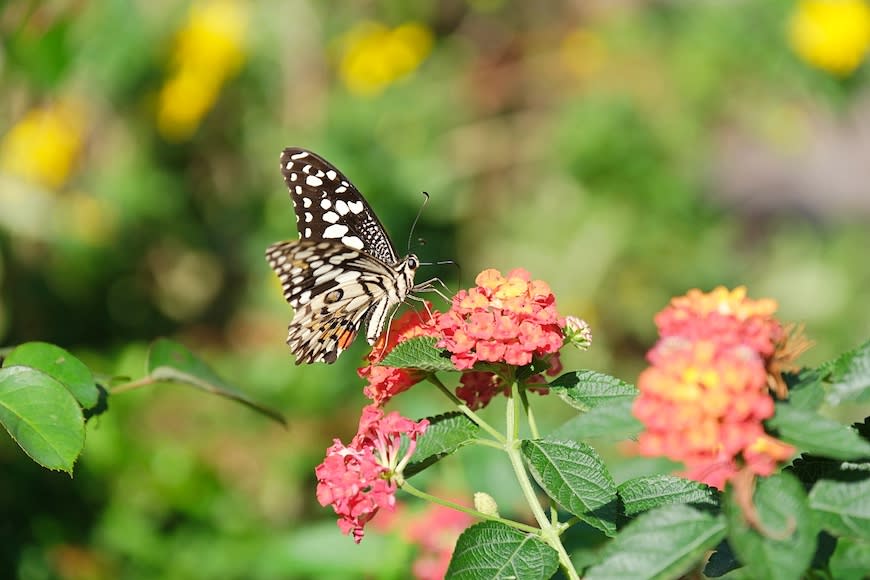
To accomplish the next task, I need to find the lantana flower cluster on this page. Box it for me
[437,268,564,370]
[633,286,795,489]
[315,405,428,543]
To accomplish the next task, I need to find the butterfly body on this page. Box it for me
[266,148,421,364]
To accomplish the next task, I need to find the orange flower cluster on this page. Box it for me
[634,286,795,489]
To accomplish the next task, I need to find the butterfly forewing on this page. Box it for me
[268,148,419,365]
[280,148,398,264]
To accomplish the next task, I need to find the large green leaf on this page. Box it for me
[4,341,100,409]
[549,399,642,442]
[829,537,870,580]
[549,370,637,411]
[446,521,559,580]
[146,338,284,425]
[725,472,818,580]
[808,477,870,539]
[618,475,718,517]
[405,412,480,477]
[378,336,455,372]
[521,439,618,536]
[0,365,85,473]
[585,505,726,580]
[821,339,870,405]
[767,404,870,460]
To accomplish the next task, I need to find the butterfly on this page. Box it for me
[266,147,426,364]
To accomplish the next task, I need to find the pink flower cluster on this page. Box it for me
[437,268,564,370]
[315,405,428,542]
[633,286,795,489]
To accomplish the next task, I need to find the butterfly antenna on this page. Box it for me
[407,191,430,255]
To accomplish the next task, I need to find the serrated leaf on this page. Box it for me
[405,412,480,477]
[585,504,726,580]
[5,342,100,409]
[618,475,718,516]
[549,370,637,411]
[549,399,642,442]
[146,338,285,425]
[725,472,818,580]
[446,521,559,580]
[829,537,870,580]
[824,339,870,405]
[522,439,618,536]
[378,336,455,372]
[767,404,870,460]
[808,477,870,539]
[0,365,85,473]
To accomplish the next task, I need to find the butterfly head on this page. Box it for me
[400,254,420,288]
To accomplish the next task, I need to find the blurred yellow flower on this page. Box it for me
[788,0,870,76]
[560,28,606,80]
[157,0,248,141]
[0,102,85,189]
[339,22,433,96]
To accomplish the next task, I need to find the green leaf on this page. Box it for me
[549,399,642,442]
[808,477,870,539]
[829,537,870,580]
[824,339,870,405]
[585,505,726,580]
[549,370,638,411]
[0,365,85,473]
[725,472,818,580]
[446,521,559,580]
[618,475,718,517]
[378,336,455,372]
[767,404,870,460]
[405,412,480,477]
[146,338,285,425]
[4,341,100,409]
[783,370,825,411]
[521,439,618,536]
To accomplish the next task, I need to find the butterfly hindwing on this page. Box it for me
[266,240,399,364]
[280,148,399,264]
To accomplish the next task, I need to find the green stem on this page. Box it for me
[400,480,540,535]
[109,376,156,394]
[519,386,541,439]
[505,382,579,580]
[427,374,505,444]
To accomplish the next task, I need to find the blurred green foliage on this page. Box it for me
[1,0,870,578]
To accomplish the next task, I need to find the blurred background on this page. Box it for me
[2,0,870,578]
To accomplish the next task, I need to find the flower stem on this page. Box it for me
[505,382,579,580]
[519,387,541,439]
[400,480,540,535]
[427,374,505,444]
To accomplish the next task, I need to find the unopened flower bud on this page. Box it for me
[564,316,592,351]
[473,491,500,517]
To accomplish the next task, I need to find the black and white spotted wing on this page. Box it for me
[267,148,421,365]
[280,148,398,264]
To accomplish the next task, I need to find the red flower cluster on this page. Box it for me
[633,286,795,490]
[358,307,440,406]
[437,268,564,370]
[455,354,561,410]
[315,405,428,542]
